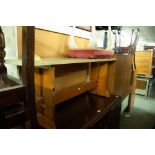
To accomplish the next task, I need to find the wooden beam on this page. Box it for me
[22,26,38,128]
[54,80,98,105]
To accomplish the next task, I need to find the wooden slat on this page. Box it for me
[54,80,98,105]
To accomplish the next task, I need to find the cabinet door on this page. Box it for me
[90,114,108,129]
[108,103,121,129]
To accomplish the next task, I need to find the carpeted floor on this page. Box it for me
[120,78,155,129]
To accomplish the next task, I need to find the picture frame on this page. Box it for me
[76,26,91,32]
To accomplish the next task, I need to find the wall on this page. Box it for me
[17,27,89,58]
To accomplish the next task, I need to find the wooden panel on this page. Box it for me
[136,61,150,71]
[55,64,87,92]
[135,51,152,57]
[55,63,87,76]
[17,27,89,58]
[42,68,55,125]
[55,70,87,92]
[112,55,133,99]
[135,57,150,63]
[136,61,150,66]
[35,29,89,58]
[54,80,98,105]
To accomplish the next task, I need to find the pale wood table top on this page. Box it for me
[5,57,117,67]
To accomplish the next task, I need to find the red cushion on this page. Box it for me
[67,49,114,59]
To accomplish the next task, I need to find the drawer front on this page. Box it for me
[135,57,151,63]
[136,62,150,68]
[135,52,152,57]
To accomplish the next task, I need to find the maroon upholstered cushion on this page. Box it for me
[67,49,114,59]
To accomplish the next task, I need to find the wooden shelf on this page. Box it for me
[5,57,117,67]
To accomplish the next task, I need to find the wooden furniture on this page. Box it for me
[0,26,37,128]
[135,51,153,77]
[5,27,136,128]
[6,57,117,128]
[55,93,122,129]
[111,54,136,112]
[135,51,153,98]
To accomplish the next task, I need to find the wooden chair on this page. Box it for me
[0,26,37,128]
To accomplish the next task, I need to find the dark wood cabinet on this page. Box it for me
[55,93,122,129]
[90,114,109,129]
[108,102,121,129]
[90,96,121,129]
